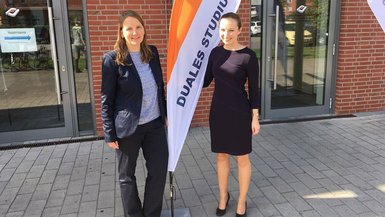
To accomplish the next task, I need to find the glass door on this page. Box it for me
[262,0,336,119]
[0,0,73,143]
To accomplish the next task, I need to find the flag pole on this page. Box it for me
[169,171,175,217]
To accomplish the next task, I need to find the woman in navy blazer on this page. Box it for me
[101,10,168,217]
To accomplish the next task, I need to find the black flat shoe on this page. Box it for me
[216,192,230,216]
[235,202,247,217]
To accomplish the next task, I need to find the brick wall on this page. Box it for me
[336,1,385,114]
[88,0,250,136]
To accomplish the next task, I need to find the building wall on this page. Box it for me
[89,0,385,137]
[88,0,250,136]
[336,1,385,114]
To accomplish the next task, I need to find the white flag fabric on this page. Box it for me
[166,0,241,172]
[367,0,385,33]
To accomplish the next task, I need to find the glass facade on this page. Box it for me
[0,0,94,140]
[268,0,330,109]
[67,0,93,132]
[0,0,65,132]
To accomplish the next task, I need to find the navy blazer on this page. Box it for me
[101,45,167,142]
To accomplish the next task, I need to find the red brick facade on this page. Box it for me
[336,1,385,114]
[88,1,385,137]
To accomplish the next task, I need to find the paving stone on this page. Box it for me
[57,162,74,176]
[8,193,32,212]
[81,184,99,202]
[275,202,301,217]
[46,158,62,170]
[14,160,34,174]
[268,176,293,193]
[275,168,299,184]
[18,178,39,194]
[34,147,54,165]
[306,199,340,217]
[2,115,385,216]
[260,185,287,204]
[300,209,322,217]
[46,189,66,208]
[4,211,23,217]
[192,179,212,197]
[61,194,81,215]
[358,212,382,217]
[300,165,325,179]
[78,144,92,156]
[96,207,114,217]
[295,173,322,189]
[12,149,28,159]
[78,201,97,217]
[3,158,23,170]
[98,190,114,209]
[181,188,201,207]
[174,173,193,190]
[0,204,10,216]
[188,206,207,217]
[39,170,58,184]
[67,180,84,195]
[5,173,26,188]
[0,150,15,165]
[42,206,61,217]
[0,181,7,195]
[84,171,101,186]
[342,198,371,215]
[59,214,77,217]
[282,191,312,212]
[26,165,45,179]
[99,175,115,192]
[70,166,87,181]
[362,200,385,216]
[0,169,15,182]
[254,196,281,217]
[51,145,68,159]
[333,205,360,217]
[52,175,71,191]
[24,199,46,216]
[0,188,18,206]
[32,184,52,201]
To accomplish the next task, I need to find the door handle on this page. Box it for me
[272,5,279,90]
[48,6,61,105]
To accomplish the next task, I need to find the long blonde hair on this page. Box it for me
[114,10,152,65]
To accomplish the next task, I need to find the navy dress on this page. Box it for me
[204,46,259,155]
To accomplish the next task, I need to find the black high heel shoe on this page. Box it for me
[235,202,247,217]
[216,192,230,216]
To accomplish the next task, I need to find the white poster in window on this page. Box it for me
[0,28,38,53]
[368,0,385,33]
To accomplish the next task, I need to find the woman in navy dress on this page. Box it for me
[204,12,260,217]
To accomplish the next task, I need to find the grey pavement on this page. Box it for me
[1,114,385,217]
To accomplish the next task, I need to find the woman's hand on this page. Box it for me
[251,109,260,136]
[251,117,260,136]
[107,141,119,149]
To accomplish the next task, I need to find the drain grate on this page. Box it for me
[0,136,104,151]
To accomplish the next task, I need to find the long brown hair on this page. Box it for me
[114,10,152,65]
